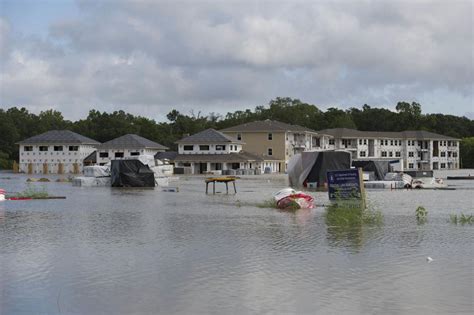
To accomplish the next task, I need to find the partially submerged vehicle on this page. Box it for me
[412,177,448,189]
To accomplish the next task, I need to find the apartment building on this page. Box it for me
[220,120,332,172]
[173,128,280,174]
[17,130,99,174]
[319,128,460,170]
[96,134,168,165]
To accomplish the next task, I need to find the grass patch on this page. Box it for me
[255,198,278,209]
[325,201,383,227]
[15,186,49,198]
[416,206,428,224]
[254,198,301,211]
[449,213,474,225]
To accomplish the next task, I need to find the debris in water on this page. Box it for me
[426,257,433,262]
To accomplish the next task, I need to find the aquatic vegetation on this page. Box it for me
[449,213,474,225]
[415,206,428,224]
[255,198,278,209]
[15,186,49,198]
[325,201,383,227]
[255,198,300,211]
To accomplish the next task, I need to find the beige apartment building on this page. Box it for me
[220,120,332,172]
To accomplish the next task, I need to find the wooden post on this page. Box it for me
[233,181,236,193]
[213,182,215,194]
[206,182,209,194]
[225,182,228,194]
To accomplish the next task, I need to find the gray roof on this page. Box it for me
[176,128,243,144]
[173,151,280,163]
[220,120,318,133]
[98,134,168,150]
[17,130,100,145]
[318,128,459,140]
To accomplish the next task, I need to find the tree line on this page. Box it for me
[1,97,473,169]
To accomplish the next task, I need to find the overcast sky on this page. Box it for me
[1,0,473,121]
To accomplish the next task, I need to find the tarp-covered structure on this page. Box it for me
[288,151,351,188]
[111,160,155,187]
[352,160,390,180]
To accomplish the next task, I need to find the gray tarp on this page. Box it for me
[352,160,390,180]
[288,151,351,188]
[111,160,155,187]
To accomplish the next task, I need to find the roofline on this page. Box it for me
[17,141,99,145]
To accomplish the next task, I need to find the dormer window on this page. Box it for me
[268,133,273,140]
[216,145,226,151]
[24,146,33,151]
[199,145,210,151]
[237,133,241,140]
[183,145,194,151]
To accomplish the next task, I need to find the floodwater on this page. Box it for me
[0,170,473,314]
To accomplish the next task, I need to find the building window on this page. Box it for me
[329,139,335,145]
[396,151,401,157]
[199,145,210,151]
[24,146,33,151]
[364,139,367,145]
[408,163,414,169]
[69,146,79,151]
[268,148,273,156]
[453,152,458,157]
[359,151,366,157]
[183,145,194,151]
[268,133,273,140]
[390,140,393,146]
[39,146,48,151]
[389,151,393,157]
[381,151,387,157]
[441,163,446,169]
[130,152,140,156]
[216,145,226,151]
[440,151,446,157]
[409,152,414,157]
[54,146,63,151]
[99,152,108,158]
[359,139,362,145]
[237,133,241,140]
[115,152,124,158]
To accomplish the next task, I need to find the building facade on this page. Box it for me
[96,134,168,165]
[173,128,280,174]
[17,130,99,174]
[319,128,460,170]
[220,120,332,172]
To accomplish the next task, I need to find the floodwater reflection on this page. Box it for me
[0,174,473,314]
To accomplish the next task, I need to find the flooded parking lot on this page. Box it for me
[0,171,473,314]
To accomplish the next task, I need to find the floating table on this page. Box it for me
[205,177,237,194]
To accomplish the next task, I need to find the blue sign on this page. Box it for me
[327,169,364,201]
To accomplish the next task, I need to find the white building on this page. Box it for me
[96,134,168,165]
[220,120,333,172]
[173,128,280,174]
[17,130,99,174]
[319,128,460,170]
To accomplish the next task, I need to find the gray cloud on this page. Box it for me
[0,0,473,120]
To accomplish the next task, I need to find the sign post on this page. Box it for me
[327,168,366,207]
